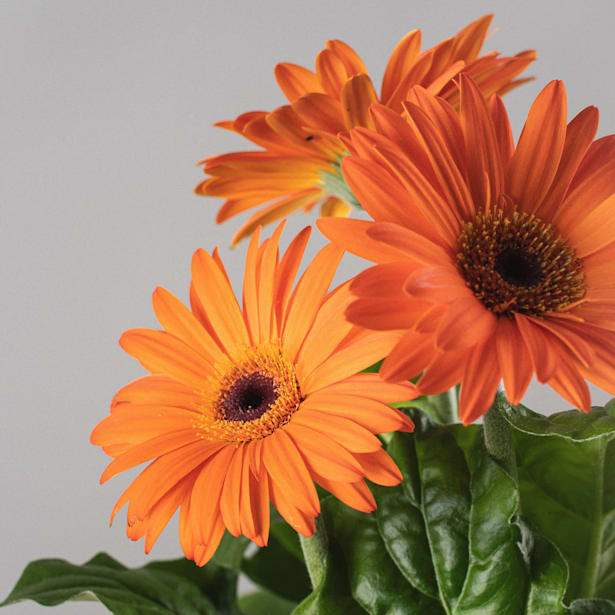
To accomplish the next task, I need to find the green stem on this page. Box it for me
[299,515,328,589]
[483,391,517,480]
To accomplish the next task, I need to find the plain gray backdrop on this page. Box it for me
[2,1,615,612]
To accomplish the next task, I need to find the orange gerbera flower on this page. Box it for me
[319,75,615,424]
[90,223,415,565]
[196,15,535,245]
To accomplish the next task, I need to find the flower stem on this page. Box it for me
[483,391,517,479]
[299,515,328,589]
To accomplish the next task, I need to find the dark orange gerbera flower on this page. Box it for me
[319,75,615,424]
[196,15,535,245]
[90,223,415,565]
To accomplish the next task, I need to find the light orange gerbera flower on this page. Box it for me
[196,15,535,245]
[319,75,615,424]
[90,223,415,565]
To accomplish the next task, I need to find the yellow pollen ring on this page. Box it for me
[193,342,302,443]
[456,208,585,317]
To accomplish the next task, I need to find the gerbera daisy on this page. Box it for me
[90,223,415,565]
[196,15,535,245]
[319,75,615,424]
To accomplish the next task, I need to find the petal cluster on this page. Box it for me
[320,75,615,423]
[196,15,535,243]
[90,224,415,564]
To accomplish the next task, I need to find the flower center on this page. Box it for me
[196,343,302,443]
[456,209,585,316]
[219,372,279,422]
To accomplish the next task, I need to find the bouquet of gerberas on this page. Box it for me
[4,14,615,615]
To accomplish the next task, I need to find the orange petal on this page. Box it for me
[530,316,595,368]
[346,296,430,331]
[262,429,320,515]
[318,373,418,404]
[282,243,343,360]
[417,347,469,395]
[507,81,567,213]
[275,62,323,103]
[488,94,514,169]
[458,336,500,424]
[219,446,245,537]
[189,446,235,545]
[152,287,221,363]
[296,283,355,374]
[435,296,497,351]
[99,429,198,483]
[451,15,493,62]
[341,73,378,129]
[381,29,422,104]
[231,190,323,246]
[536,105,599,220]
[315,474,376,513]
[119,329,212,390]
[301,393,414,434]
[317,217,410,264]
[353,449,402,486]
[320,196,352,217]
[404,265,471,302]
[514,313,560,383]
[403,101,475,219]
[268,475,315,537]
[111,376,199,411]
[142,471,195,553]
[292,92,346,133]
[341,155,427,230]
[315,48,350,99]
[242,227,262,344]
[557,156,615,234]
[548,360,591,412]
[247,467,270,546]
[191,249,249,353]
[292,409,383,453]
[117,441,224,524]
[301,331,401,394]
[361,143,461,243]
[274,226,311,324]
[256,222,285,342]
[286,422,365,482]
[459,73,504,208]
[565,193,615,258]
[326,39,367,77]
[367,222,454,267]
[350,261,418,300]
[495,317,532,405]
[380,330,436,382]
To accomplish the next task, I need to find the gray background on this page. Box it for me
[2,1,615,612]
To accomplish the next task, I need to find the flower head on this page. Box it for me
[90,223,415,565]
[319,75,615,424]
[197,15,535,244]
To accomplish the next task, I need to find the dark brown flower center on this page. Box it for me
[456,209,585,316]
[219,371,279,422]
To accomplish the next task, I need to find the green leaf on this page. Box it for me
[239,590,297,615]
[374,409,570,614]
[242,522,311,601]
[324,497,445,614]
[501,402,615,601]
[0,552,238,614]
[402,386,459,424]
[212,532,251,571]
[361,360,383,374]
[569,599,615,614]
